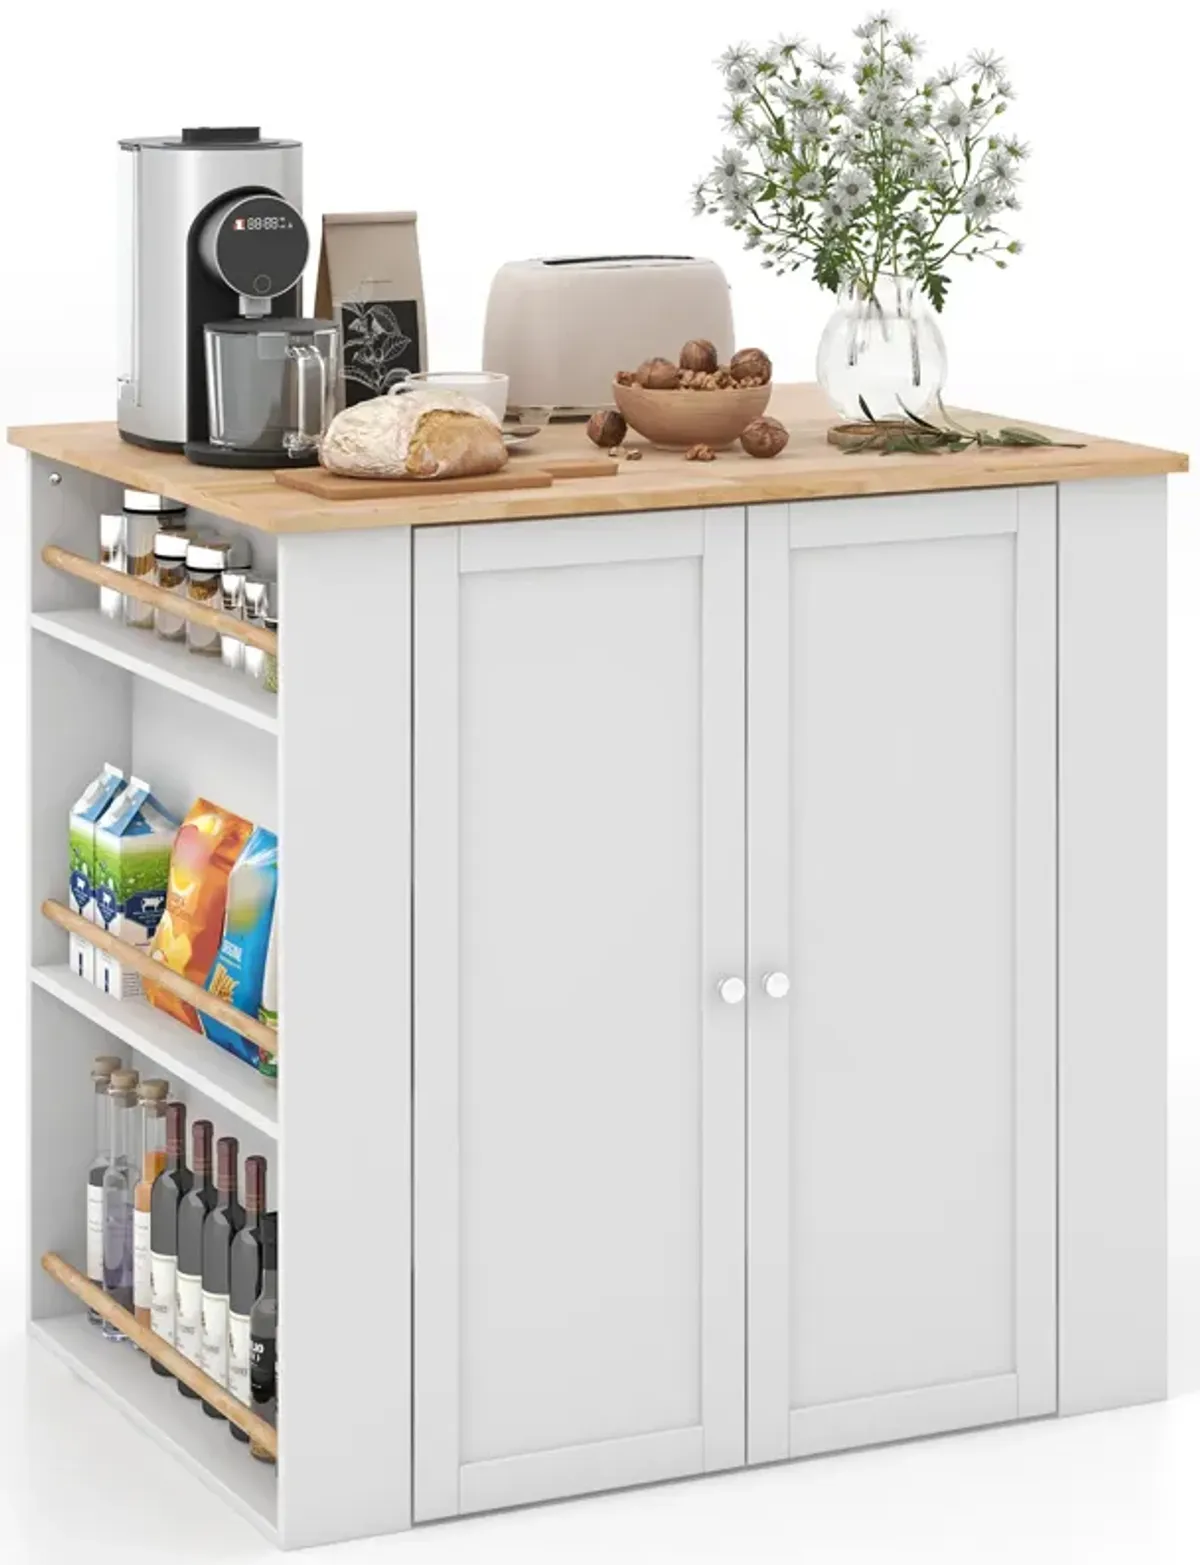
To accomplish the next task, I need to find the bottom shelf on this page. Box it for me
[31,1313,277,1543]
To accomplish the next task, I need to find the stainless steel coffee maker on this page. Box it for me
[117,127,332,467]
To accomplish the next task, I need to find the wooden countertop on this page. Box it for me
[9,385,1187,535]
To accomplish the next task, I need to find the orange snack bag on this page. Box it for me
[145,799,253,1031]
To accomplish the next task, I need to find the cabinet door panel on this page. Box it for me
[748,488,1057,1463]
[414,511,745,1520]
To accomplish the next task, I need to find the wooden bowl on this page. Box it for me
[612,379,772,450]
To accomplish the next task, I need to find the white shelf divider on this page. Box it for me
[31,608,278,735]
[31,1314,277,1543]
[31,964,278,1138]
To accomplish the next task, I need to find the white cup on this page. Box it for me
[400,370,509,423]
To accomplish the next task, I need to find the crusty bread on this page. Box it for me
[405,409,507,479]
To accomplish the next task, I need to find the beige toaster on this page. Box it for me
[482,255,735,418]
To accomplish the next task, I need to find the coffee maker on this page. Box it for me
[117,128,330,466]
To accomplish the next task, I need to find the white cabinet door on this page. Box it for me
[413,510,746,1520]
[746,487,1058,1463]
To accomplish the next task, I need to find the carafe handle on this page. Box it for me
[285,343,328,457]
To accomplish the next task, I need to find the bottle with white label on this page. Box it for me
[200,1136,245,1420]
[175,1119,215,1398]
[101,1068,141,1340]
[149,1102,192,1375]
[227,1155,268,1443]
[86,1057,123,1326]
[133,1080,169,1343]
[249,1212,278,1462]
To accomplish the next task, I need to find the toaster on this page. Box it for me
[483,255,735,418]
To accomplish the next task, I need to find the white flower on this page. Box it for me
[907,207,932,234]
[984,147,1016,184]
[725,60,755,95]
[896,29,923,57]
[967,48,1006,84]
[838,167,872,207]
[994,77,1015,99]
[805,44,842,73]
[854,9,894,38]
[715,146,747,180]
[963,179,1003,222]
[934,64,961,88]
[936,96,976,139]
[807,74,837,106]
[1004,136,1031,160]
[823,191,854,225]
[796,170,823,198]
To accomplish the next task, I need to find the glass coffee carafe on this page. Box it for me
[204,318,338,464]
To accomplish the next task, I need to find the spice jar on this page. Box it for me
[123,491,186,630]
[260,581,279,694]
[153,531,191,641]
[242,578,269,682]
[219,570,247,671]
[186,539,251,656]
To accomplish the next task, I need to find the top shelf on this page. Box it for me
[7,387,1188,536]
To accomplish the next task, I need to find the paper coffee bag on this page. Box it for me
[314,211,427,408]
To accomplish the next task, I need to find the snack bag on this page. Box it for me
[201,826,279,1068]
[146,800,252,1031]
[93,778,180,999]
[258,911,278,1080]
[68,763,126,982]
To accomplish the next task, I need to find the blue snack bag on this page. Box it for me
[201,826,279,1066]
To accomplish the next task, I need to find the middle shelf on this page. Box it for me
[32,608,279,735]
[32,962,279,1137]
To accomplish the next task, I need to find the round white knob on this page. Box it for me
[717,976,746,1005]
[763,971,791,999]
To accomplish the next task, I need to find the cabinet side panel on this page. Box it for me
[1058,477,1167,1415]
[277,529,412,1546]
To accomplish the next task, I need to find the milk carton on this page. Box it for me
[93,778,180,999]
[68,763,126,983]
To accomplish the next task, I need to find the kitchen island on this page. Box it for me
[10,386,1186,1548]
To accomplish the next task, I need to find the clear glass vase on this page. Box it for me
[816,275,948,421]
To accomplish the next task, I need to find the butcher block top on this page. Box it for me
[8,385,1187,535]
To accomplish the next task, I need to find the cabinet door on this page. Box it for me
[413,511,746,1520]
[747,488,1057,1463]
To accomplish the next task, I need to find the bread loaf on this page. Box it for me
[320,388,507,480]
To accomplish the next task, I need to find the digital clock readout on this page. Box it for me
[232,215,294,232]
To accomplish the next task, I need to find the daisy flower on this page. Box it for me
[967,48,1006,85]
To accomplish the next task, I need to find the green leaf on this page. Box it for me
[858,394,877,422]
[997,426,1053,445]
[897,400,943,433]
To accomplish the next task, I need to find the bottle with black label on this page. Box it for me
[227,1155,267,1443]
[200,1136,245,1419]
[175,1119,215,1398]
[149,1102,192,1376]
[249,1211,278,1462]
[86,1056,123,1326]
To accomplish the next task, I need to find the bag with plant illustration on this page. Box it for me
[314,211,428,409]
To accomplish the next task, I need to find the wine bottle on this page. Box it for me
[200,1136,245,1419]
[149,1102,192,1376]
[132,1080,169,1337]
[85,1056,122,1326]
[175,1119,215,1398]
[227,1154,267,1443]
[101,1068,140,1338]
[249,1211,278,1462]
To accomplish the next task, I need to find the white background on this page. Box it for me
[1,1,1197,1560]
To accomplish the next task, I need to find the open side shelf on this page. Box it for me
[32,608,278,734]
[32,964,277,1136]
[32,1310,277,1543]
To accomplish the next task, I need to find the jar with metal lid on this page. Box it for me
[187,539,251,656]
[219,570,248,670]
[242,578,270,682]
[124,494,186,630]
[153,530,191,641]
[260,581,279,694]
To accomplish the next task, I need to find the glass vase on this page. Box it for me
[816,275,948,421]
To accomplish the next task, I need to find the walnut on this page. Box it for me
[615,368,637,386]
[586,408,627,448]
[740,415,790,458]
[624,447,643,461]
[635,357,681,390]
[679,369,698,388]
[713,368,733,388]
[679,338,718,373]
[685,443,717,462]
[730,347,773,384]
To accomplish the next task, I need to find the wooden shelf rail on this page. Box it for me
[42,899,278,1059]
[41,1252,278,1459]
[42,546,279,657]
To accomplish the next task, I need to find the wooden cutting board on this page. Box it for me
[273,455,617,501]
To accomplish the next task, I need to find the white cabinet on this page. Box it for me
[745,489,1058,1461]
[412,512,748,1519]
[412,490,1060,1517]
